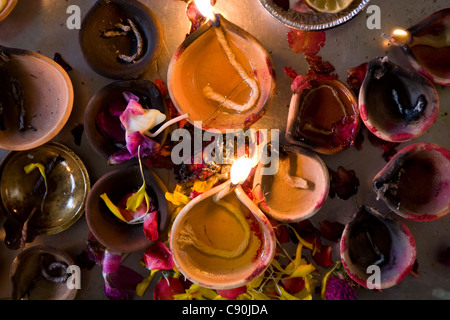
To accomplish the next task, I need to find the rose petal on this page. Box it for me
[281,277,305,294]
[287,29,326,56]
[143,210,159,241]
[102,250,122,274]
[143,241,174,271]
[217,286,247,300]
[319,220,345,242]
[153,277,185,300]
[104,265,144,300]
[312,244,333,268]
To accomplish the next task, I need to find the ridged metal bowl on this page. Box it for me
[259,0,371,30]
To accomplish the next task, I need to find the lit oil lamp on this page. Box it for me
[170,156,276,289]
[167,0,276,132]
[383,9,450,86]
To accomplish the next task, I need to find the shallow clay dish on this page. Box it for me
[84,79,169,162]
[259,0,371,31]
[168,15,276,132]
[170,182,276,289]
[0,45,73,151]
[253,144,329,222]
[286,78,360,155]
[0,0,18,23]
[79,0,161,79]
[373,142,450,222]
[10,245,77,300]
[0,142,90,243]
[85,164,169,253]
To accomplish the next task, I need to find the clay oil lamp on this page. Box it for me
[253,144,329,222]
[340,206,416,290]
[0,142,90,250]
[84,80,170,165]
[167,0,276,132]
[384,8,450,86]
[79,0,162,80]
[0,45,73,151]
[286,78,360,155]
[170,157,276,289]
[359,56,439,142]
[0,0,18,22]
[85,163,169,254]
[10,245,78,300]
[373,142,450,222]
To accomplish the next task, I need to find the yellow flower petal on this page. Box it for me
[100,193,127,222]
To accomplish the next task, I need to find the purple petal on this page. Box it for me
[109,100,127,116]
[123,91,140,103]
[102,250,122,274]
[96,111,125,143]
[108,148,134,165]
[86,233,105,266]
[104,266,144,300]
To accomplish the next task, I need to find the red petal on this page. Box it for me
[217,286,247,300]
[153,277,185,300]
[269,218,290,244]
[287,29,326,56]
[281,277,305,294]
[143,211,159,241]
[143,241,174,271]
[328,166,360,200]
[319,220,345,242]
[153,79,168,96]
[283,66,299,80]
[346,62,368,96]
[291,75,312,93]
[312,244,333,268]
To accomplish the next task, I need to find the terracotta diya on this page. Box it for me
[286,78,360,155]
[170,158,276,289]
[373,142,450,222]
[253,144,329,222]
[167,1,276,132]
[386,8,450,86]
[0,0,18,23]
[79,0,161,80]
[0,45,73,151]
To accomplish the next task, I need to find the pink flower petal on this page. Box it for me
[143,210,159,241]
[143,241,174,271]
[153,277,185,300]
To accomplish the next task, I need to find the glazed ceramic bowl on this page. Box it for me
[85,164,169,254]
[10,245,77,300]
[84,79,169,163]
[0,142,90,248]
[0,45,73,151]
[170,182,276,289]
[0,0,18,23]
[79,0,161,79]
[253,145,329,222]
[167,15,276,132]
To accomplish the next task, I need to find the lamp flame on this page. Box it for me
[194,0,216,22]
[230,157,255,185]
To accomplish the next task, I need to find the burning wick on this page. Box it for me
[194,0,260,113]
[213,157,255,202]
[382,28,411,46]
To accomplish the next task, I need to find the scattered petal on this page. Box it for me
[143,210,159,241]
[287,29,326,56]
[328,166,360,200]
[154,277,185,300]
[102,250,122,274]
[104,265,144,300]
[319,220,345,242]
[143,241,174,271]
[217,286,247,300]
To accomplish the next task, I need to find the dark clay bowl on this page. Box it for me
[84,79,169,163]
[79,0,161,79]
[85,164,169,253]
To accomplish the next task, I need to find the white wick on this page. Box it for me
[279,157,308,189]
[145,113,189,138]
[203,26,260,113]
